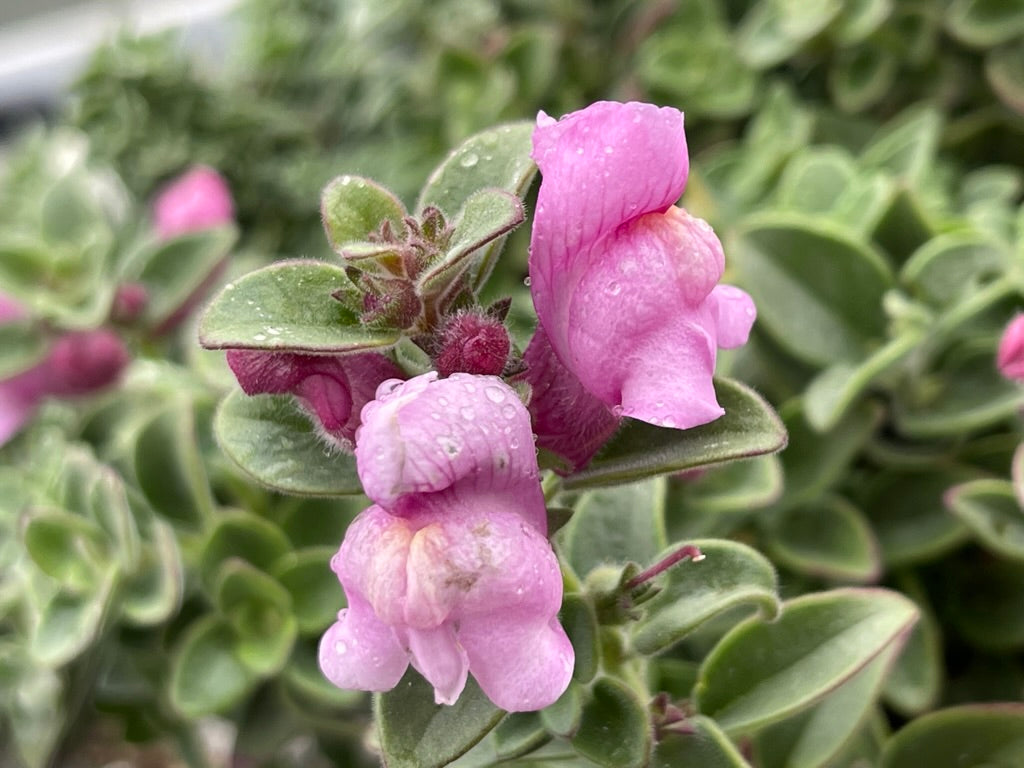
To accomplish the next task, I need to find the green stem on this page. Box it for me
[173,724,214,768]
[542,471,563,503]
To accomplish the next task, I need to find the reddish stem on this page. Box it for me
[624,544,705,590]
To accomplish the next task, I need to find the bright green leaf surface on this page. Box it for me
[321,175,407,250]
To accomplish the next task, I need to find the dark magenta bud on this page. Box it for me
[435,311,511,377]
[111,282,149,324]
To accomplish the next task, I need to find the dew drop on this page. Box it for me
[485,386,506,403]
[460,406,475,420]
[606,281,621,296]
[515,587,524,595]
[604,145,614,154]
[460,152,479,168]
[501,404,517,420]
[576,147,584,155]
[663,416,676,428]
[334,641,347,655]
[431,412,441,420]
[463,381,476,393]
[509,437,520,449]
[523,276,531,287]
[438,396,449,406]
[253,333,266,341]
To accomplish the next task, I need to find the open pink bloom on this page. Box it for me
[526,101,756,453]
[0,323,129,446]
[319,373,574,711]
[225,349,402,450]
[998,314,1024,382]
[154,165,234,239]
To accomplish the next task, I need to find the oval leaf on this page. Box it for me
[632,539,780,655]
[199,260,399,352]
[652,716,749,768]
[215,389,363,496]
[376,669,503,768]
[695,588,918,734]
[572,677,651,768]
[945,478,1024,561]
[564,379,787,490]
[321,175,407,250]
[881,703,1024,768]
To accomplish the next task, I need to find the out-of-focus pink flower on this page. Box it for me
[318,373,574,711]
[998,314,1024,381]
[225,349,402,450]
[154,165,234,239]
[0,325,129,446]
[526,101,756,454]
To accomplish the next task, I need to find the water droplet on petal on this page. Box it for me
[485,386,506,403]
[460,406,474,420]
[604,145,614,154]
[523,276,531,287]
[460,152,479,168]
[606,281,621,296]
[253,333,266,341]
[334,641,347,655]
[501,404,517,420]
[438,396,449,406]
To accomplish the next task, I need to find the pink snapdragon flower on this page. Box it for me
[225,349,402,450]
[998,314,1024,381]
[318,372,574,711]
[0,296,129,445]
[153,165,234,239]
[525,101,756,465]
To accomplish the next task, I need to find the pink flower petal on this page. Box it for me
[459,615,574,712]
[356,373,545,530]
[998,314,1024,381]
[407,625,469,706]
[530,102,688,354]
[333,505,412,626]
[318,595,409,692]
[709,284,757,349]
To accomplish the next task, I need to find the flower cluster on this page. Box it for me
[208,100,756,711]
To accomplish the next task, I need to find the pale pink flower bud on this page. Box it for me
[319,373,574,711]
[527,101,756,444]
[153,165,234,239]
[998,314,1024,382]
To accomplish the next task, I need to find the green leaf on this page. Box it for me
[946,479,1024,561]
[321,175,407,250]
[31,570,117,666]
[987,43,1024,114]
[761,496,881,583]
[40,174,105,244]
[942,557,1024,651]
[214,390,363,496]
[198,260,400,352]
[829,43,898,113]
[882,583,943,716]
[562,479,667,576]
[572,677,651,768]
[861,107,942,184]
[376,669,504,768]
[830,0,892,44]
[653,716,749,768]
[170,616,260,718]
[773,400,880,511]
[881,704,1024,768]
[694,588,918,734]
[273,547,342,636]
[215,560,297,676]
[731,214,893,366]
[199,511,291,589]
[862,469,974,567]
[804,331,922,432]
[901,232,1008,305]
[281,640,365,713]
[23,510,107,592]
[540,680,584,737]
[947,0,1024,47]
[632,539,779,655]
[0,320,47,378]
[129,226,237,332]
[776,147,857,214]
[564,379,787,490]
[736,0,843,69]
[559,594,599,684]
[120,518,183,627]
[419,188,524,295]
[134,402,215,526]
[754,644,899,768]
[417,122,536,219]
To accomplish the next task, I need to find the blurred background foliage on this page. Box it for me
[2,0,1024,766]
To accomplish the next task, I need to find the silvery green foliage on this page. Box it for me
[0,0,1023,766]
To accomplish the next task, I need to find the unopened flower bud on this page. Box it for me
[998,314,1024,382]
[435,311,511,377]
[111,283,149,324]
[48,330,130,396]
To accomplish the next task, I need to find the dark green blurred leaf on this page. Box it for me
[946,478,1024,561]
[653,716,749,767]
[881,703,1024,768]
[272,546,341,636]
[170,616,260,718]
[572,677,651,768]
